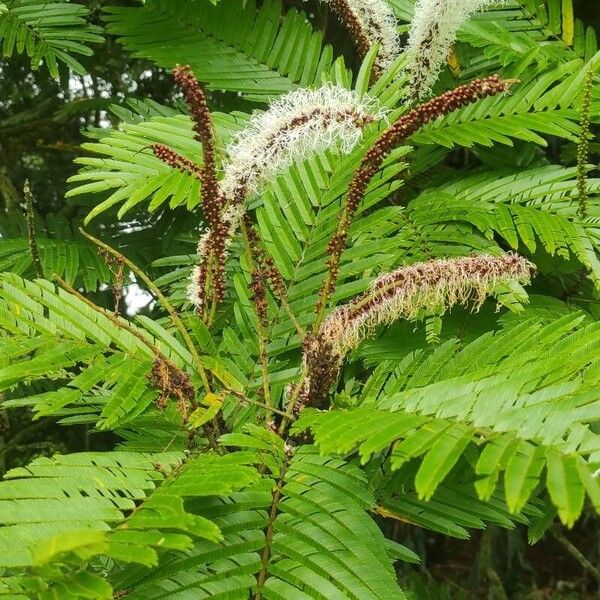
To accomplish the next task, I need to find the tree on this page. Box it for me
[0,0,599,598]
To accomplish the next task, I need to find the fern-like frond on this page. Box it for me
[0,448,260,600]
[0,236,112,292]
[0,0,103,77]
[103,0,349,101]
[459,0,598,66]
[407,164,600,286]
[295,314,600,526]
[0,274,204,429]
[67,108,248,222]
[256,446,414,599]
[411,62,596,149]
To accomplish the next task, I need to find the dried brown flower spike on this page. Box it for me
[152,66,230,315]
[149,357,195,420]
[151,143,203,180]
[303,253,534,406]
[172,64,224,224]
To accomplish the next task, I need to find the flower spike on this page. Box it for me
[405,0,497,98]
[303,253,535,406]
[173,64,225,227]
[152,144,203,180]
[317,75,516,318]
[220,84,385,201]
[325,0,401,75]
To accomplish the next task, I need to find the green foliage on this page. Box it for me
[294,313,600,525]
[103,0,349,101]
[0,0,599,598]
[0,0,103,77]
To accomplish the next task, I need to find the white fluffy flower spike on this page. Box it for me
[406,0,498,98]
[220,84,386,200]
[324,0,401,73]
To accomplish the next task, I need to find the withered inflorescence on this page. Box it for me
[149,357,196,420]
[302,253,534,407]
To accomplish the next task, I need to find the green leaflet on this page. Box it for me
[0,0,103,77]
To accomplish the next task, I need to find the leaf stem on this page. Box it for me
[24,180,44,278]
[225,387,288,418]
[53,274,165,360]
[255,454,291,598]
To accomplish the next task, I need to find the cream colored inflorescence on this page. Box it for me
[324,0,402,72]
[320,253,535,358]
[219,84,386,200]
[406,0,498,98]
[349,0,402,70]
[186,84,384,309]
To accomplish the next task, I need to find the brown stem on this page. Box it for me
[551,524,600,585]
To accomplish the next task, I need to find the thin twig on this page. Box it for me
[279,296,305,338]
[53,274,162,359]
[79,228,211,393]
[551,524,600,585]
[225,387,288,418]
[24,180,44,278]
[277,373,305,436]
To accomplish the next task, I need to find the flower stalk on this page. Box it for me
[576,68,594,220]
[172,64,224,223]
[24,180,44,279]
[241,218,272,410]
[170,66,228,315]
